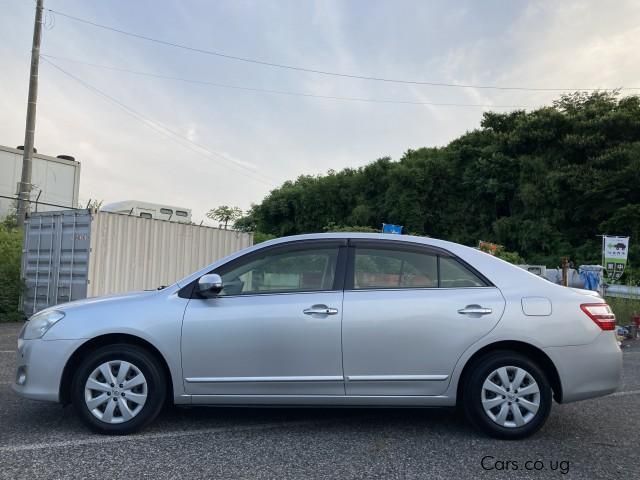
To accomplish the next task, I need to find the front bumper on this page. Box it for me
[12,337,85,402]
[544,332,623,403]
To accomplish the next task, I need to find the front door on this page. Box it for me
[181,240,347,396]
[342,240,505,396]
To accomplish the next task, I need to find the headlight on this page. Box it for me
[23,310,65,340]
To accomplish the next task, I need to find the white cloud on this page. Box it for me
[1,0,638,225]
[185,124,198,142]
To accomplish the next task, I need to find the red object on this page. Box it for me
[633,314,640,327]
[580,303,617,331]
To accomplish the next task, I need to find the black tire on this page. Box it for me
[463,351,552,440]
[71,344,166,435]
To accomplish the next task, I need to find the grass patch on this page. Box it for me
[605,296,640,325]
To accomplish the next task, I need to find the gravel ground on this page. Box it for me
[0,321,638,479]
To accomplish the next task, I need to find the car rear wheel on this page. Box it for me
[71,344,166,434]
[463,351,552,440]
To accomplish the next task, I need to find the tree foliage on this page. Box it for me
[322,222,380,233]
[478,241,524,264]
[207,205,243,229]
[0,220,24,322]
[240,92,640,272]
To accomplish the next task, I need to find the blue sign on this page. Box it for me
[382,223,403,234]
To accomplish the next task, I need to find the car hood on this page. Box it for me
[40,290,159,315]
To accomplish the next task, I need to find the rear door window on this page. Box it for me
[353,248,437,289]
[350,243,489,289]
[439,256,488,288]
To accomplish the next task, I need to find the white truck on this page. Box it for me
[100,200,192,223]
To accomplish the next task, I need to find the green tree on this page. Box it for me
[322,222,379,233]
[206,205,243,229]
[235,92,640,272]
[0,223,24,322]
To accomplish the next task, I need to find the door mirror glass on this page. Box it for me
[197,273,223,297]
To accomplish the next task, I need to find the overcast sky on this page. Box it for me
[1,0,639,224]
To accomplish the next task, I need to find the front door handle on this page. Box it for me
[458,305,493,315]
[303,305,339,315]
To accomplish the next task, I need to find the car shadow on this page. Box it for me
[151,404,471,435]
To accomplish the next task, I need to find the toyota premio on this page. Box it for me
[13,233,622,439]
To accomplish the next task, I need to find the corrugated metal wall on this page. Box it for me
[87,211,253,296]
[22,210,253,312]
[22,210,91,314]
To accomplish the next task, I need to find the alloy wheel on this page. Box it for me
[84,360,148,424]
[481,365,541,428]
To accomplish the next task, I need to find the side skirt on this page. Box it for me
[177,394,456,407]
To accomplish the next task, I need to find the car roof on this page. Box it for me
[259,232,452,249]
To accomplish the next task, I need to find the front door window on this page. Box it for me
[217,247,339,296]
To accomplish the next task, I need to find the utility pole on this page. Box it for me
[16,0,44,228]
[561,256,569,287]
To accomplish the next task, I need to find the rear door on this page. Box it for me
[342,240,505,396]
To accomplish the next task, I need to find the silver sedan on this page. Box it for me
[12,233,622,439]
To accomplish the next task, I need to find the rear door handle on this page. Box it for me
[458,305,492,315]
[303,305,339,315]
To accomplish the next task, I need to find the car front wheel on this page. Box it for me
[463,351,552,440]
[71,344,166,434]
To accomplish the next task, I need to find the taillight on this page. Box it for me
[580,303,616,331]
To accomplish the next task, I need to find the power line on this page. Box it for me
[41,57,277,187]
[47,8,639,92]
[0,194,79,210]
[41,54,533,109]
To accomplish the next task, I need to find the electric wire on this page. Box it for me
[41,54,533,109]
[42,57,278,188]
[0,194,79,210]
[46,8,639,92]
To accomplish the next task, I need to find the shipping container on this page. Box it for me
[22,209,253,314]
[0,144,81,218]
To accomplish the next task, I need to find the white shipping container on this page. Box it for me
[22,209,253,314]
[0,145,80,218]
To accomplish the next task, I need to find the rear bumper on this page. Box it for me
[544,332,622,403]
[12,337,84,402]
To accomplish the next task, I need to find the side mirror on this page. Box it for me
[197,273,223,297]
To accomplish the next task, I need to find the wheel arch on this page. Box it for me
[59,333,174,406]
[456,340,563,405]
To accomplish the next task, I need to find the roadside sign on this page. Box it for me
[603,236,630,281]
[382,223,403,234]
